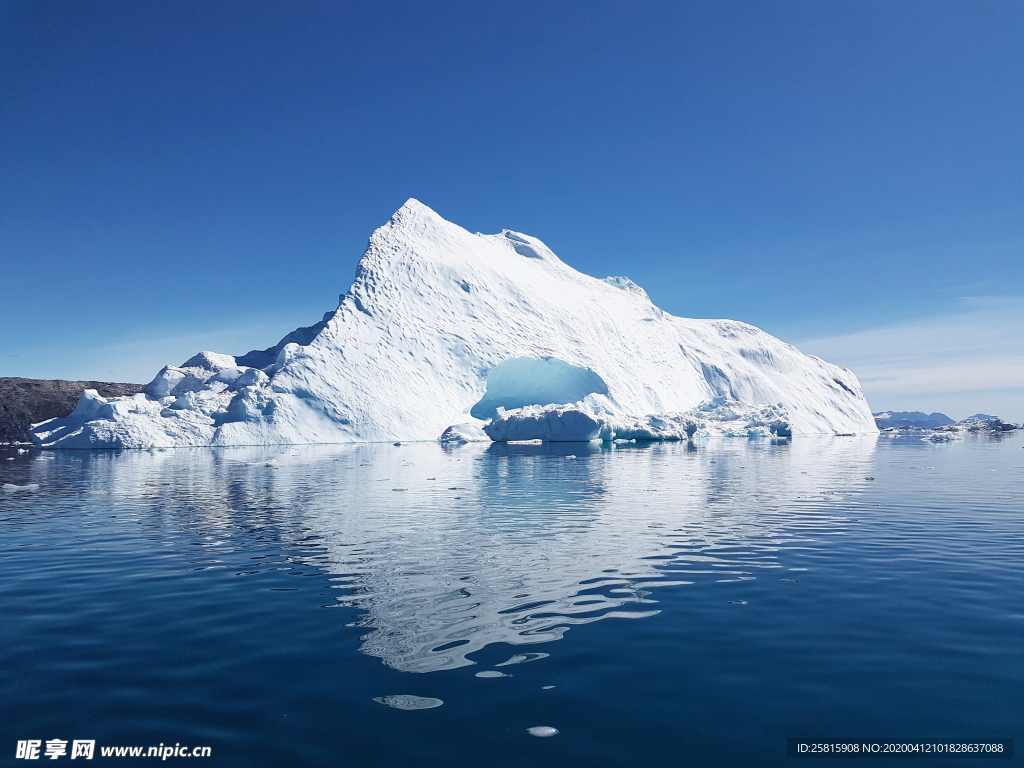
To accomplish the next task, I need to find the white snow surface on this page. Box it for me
[32,199,876,448]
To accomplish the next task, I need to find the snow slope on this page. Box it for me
[32,200,876,448]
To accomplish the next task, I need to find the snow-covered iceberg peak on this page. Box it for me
[32,199,877,448]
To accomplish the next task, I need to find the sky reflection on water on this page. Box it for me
[2,434,1021,768]
[5,436,879,673]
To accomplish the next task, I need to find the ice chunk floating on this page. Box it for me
[527,727,559,738]
[372,695,443,711]
[31,200,876,448]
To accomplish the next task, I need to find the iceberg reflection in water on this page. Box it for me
[23,436,879,674]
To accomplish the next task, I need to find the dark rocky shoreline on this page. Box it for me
[0,377,143,444]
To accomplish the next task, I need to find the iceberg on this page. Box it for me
[32,200,876,449]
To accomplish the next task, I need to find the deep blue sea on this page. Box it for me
[1,433,1020,767]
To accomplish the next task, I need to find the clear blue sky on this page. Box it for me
[2,1,1022,419]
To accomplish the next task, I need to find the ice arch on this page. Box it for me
[470,357,609,421]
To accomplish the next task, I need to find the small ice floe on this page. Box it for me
[728,600,748,605]
[438,422,489,443]
[495,653,549,667]
[17,448,29,454]
[264,459,280,468]
[373,695,443,710]
[779,579,799,583]
[923,432,960,442]
[564,455,576,460]
[542,685,555,690]
[474,670,509,678]
[527,726,559,738]
[2,483,40,492]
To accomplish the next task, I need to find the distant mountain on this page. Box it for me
[872,411,955,429]
[0,378,143,444]
[873,410,1018,432]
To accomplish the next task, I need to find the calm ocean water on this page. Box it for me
[1,434,1020,767]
